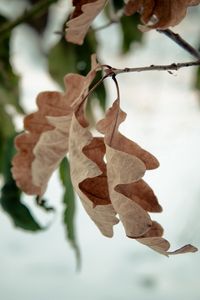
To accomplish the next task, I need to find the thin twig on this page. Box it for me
[107,75,120,146]
[0,0,57,41]
[74,60,200,106]
[157,29,200,60]
[112,75,120,101]
[71,74,109,108]
[104,60,200,76]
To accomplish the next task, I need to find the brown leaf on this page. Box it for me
[97,99,197,255]
[71,0,98,19]
[167,244,198,255]
[137,237,198,256]
[97,99,158,237]
[124,0,200,29]
[12,55,99,195]
[69,108,119,237]
[12,91,70,195]
[138,237,171,256]
[97,100,159,169]
[66,0,108,45]
[131,221,197,256]
[115,180,162,213]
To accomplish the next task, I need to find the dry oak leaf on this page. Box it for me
[69,105,119,237]
[124,0,200,29]
[97,99,197,255]
[12,91,72,196]
[66,0,108,45]
[97,99,160,238]
[12,55,99,195]
[136,221,198,256]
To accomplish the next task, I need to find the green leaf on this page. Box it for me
[1,181,42,231]
[25,0,49,34]
[0,104,15,138]
[0,105,15,175]
[49,27,107,116]
[195,66,200,90]
[0,135,42,231]
[0,15,24,114]
[112,0,125,9]
[48,37,77,87]
[59,157,80,269]
[120,14,143,53]
[103,1,143,54]
[48,30,98,87]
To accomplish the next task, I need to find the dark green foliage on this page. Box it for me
[0,112,15,174]
[112,0,125,10]
[0,135,42,231]
[1,181,42,231]
[194,43,200,102]
[195,66,200,90]
[25,0,49,34]
[59,157,80,268]
[0,15,24,114]
[48,31,98,85]
[103,0,143,53]
[0,15,41,231]
[48,30,106,112]
[120,14,143,53]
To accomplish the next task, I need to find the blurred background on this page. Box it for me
[0,1,200,299]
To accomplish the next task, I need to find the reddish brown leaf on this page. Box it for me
[12,91,69,195]
[66,0,108,45]
[97,99,197,255]
[115,180,162,213]
[135,221,197,256]
[12,55,99,195]
[125,0,200,29]
[69,108,119,237]
[97,100,159,170]
[97,99,157,237]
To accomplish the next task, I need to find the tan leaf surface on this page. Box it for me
[97,99,160,237]
[12,55,99,195]
[97,99,197,254]
[115,180,162,213]
[12,91,71,195]
[66,0,108,45]
[137,221,198,256]
[124,0,200,29]
[69,107,119,237]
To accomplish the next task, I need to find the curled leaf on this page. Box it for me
[97,99,159,237]
[69,105,119,237]
[115,180,162,213]
[124,0,200,29]
[136,221,198,256]
[66,0,108,45]
[97,99,197,255]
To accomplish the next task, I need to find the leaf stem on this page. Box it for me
[75,74,109,108]
[157,29,200,60]
[112,75,120,101]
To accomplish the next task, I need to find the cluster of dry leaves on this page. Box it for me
[65,0,200,45]
[12,56,197,256]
